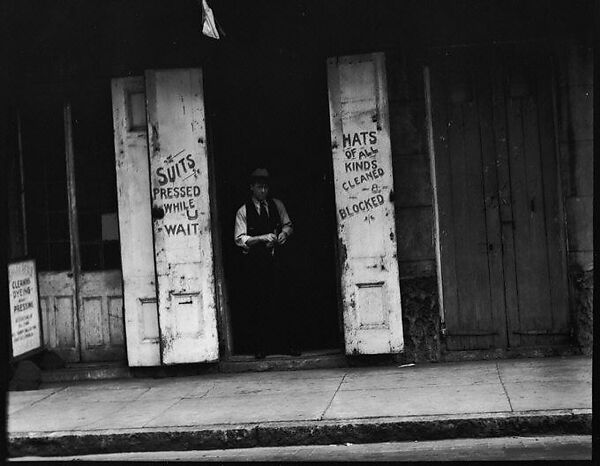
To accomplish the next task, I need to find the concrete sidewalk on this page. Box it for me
[7,356,592,457]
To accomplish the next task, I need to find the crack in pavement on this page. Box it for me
[182,382,214,400]
[319,373,347,421]
[496,361,514,412]
[9,386,69,416]
[141,382,215,428]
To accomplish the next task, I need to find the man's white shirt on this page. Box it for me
[234,198,293,251]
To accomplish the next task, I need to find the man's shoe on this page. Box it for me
[255,350,266,359]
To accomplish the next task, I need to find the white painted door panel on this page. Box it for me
[145,69,218,364]
[327,53,404,355]
[38,271,79,362]
[111,76,161,366]
[78,271,126,362]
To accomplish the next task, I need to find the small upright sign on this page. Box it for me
[9,259,44,360]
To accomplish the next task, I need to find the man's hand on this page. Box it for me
[262,233,277,246]
[277,231,288,245]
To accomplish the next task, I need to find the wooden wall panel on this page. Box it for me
[78,270,125,362]
[108,296,124,345]
[394,155,433,207]
[395,207,434,261]
[39,271,79,362]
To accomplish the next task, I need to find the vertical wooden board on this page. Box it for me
[55,296,76,347]
[111,76,161,366]
[327,53,404,355]
[472,53,509,348]
[39,296,53,348]
[535,57,570,333]
[522,83,552,331]
[460,62,499,339]
[38,271,79,362]
[429,51,498,350]
[446,97,471,336]
[505,83,532,335]
[504,53,533,341]
[108,296,125,345]
[78,271,125,362]
[490,51,521,348]
[80,297,104,348]
[452,89,492,335]
[145,69,218,364]
[505,54,553,334]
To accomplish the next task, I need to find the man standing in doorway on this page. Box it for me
[234,168,300,359]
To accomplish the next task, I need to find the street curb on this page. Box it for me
[8,410,592,457]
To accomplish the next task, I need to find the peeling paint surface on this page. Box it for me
[145,69,218,365]
[111,76,161,367]
[328,53,404,355]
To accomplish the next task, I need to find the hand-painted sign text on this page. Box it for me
[9,260,43,358]
[153,148,202,236]
[337,131,387,223]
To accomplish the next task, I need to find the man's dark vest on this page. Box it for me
[245,198,281,258]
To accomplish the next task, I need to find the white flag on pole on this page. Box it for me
[201,0,220,39]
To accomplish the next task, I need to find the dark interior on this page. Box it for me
[206,41,341,354]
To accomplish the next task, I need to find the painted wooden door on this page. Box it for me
[428,50,508,350]
[145,69,219,364]
[38,272,79,362]
[498,47,570,347]
[23,93,127,365]
[112,76,161,366]
[78,271,126,362]
[327,53,404,355]
[428,46,570,350]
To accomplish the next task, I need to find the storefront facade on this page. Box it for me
[5,0,593,368]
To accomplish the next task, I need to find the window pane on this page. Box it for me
[81,243,102,270]
[47,182,69,208]
[31,241,49,270]
[27,209,47,241]
[103,241,122,269]
[72,81,121,271]
[47,211,70,241]
[22,94,71,271]
[78,211,101,241]
[48,242,71,270]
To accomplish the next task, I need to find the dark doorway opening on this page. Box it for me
[207,42,341,356]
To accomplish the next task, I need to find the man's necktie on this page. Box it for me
[259,201,268,220]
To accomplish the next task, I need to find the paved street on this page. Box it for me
[11,435,592,461]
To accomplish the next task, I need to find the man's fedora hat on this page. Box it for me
[250,168,270,182]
